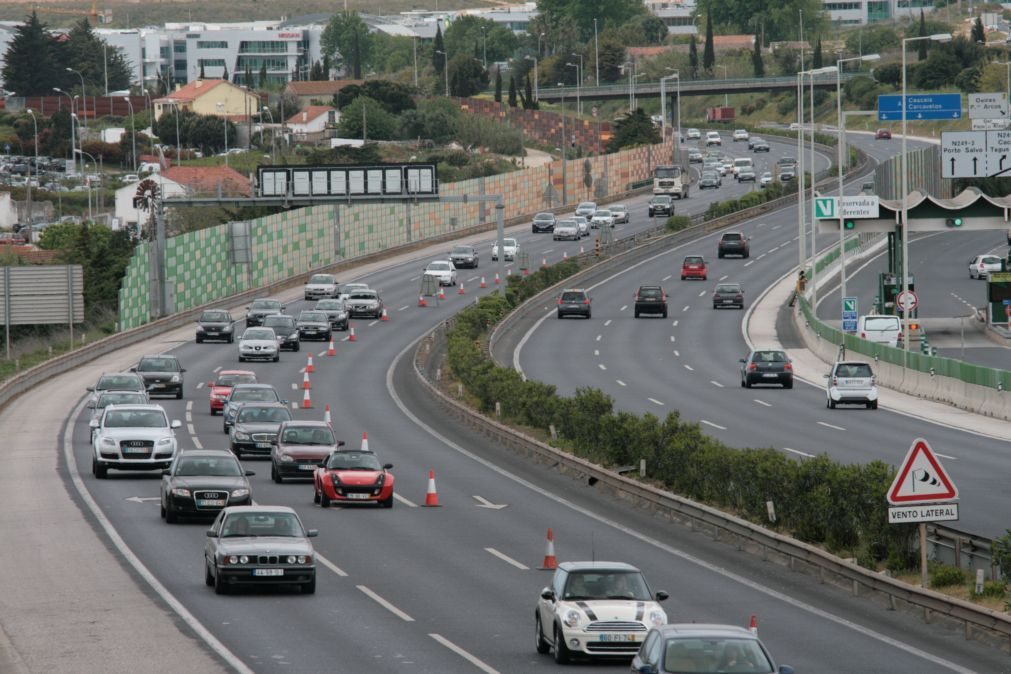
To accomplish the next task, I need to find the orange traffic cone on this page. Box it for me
[539,528,558,569]
[324,403,332,425]
[381,308,390,322]
[302,388,312,409]
[494,272,501,285]
[418,294,428,307]
[438,287,446,301]
[302,371,311,390]
[507,268,512,278]
[423,469,440,507]
[349,325,357,342]
[306,353,315,373]
[480,276,487,288]
[458,282,465,295]
[749,615,758,635]
[361,431,369,452]
[541,257,548,269]
[327,337,336,356]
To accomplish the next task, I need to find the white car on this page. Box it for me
[969,254,1003,279]
[720,157,735,175]
[732,129,750,142]
[826,361,879,410]
[91,404,181,478]
[686,128,701,140]
[238,326,280,363]
[424,260,458,286]
[759,171,774,188]
[705,131,722,146]
[590,209,615,228]
[337,282,370,302]
[572,214,590,237]
[491,237,519,261]
[610,204,629,224]
[535,561,668,664]
[303,273,338,300]
[553,219,581,241]
[574,201,597,219]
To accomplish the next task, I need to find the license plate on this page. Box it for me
[763,373,779,378]
[253,568,284,577]
[722,299,734,304]
[151,383,166,388]
[206,330,218,335]
[196,499,226,507]
[255,442,272,449]
[122,446,149,454]
[346,493,371,500]
[299,464,316,471]
[597,634,637,642]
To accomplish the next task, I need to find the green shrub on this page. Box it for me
[665,215,692,232]
[979,580,1007,598]
[929,564,967,588]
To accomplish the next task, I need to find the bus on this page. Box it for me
[653,165,689,199]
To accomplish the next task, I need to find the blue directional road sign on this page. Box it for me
[842,296,858,333]
[878,94,962,121]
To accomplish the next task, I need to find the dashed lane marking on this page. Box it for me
[317,350,327,357]
[710,381,724,388]
[937,453,957,461]
[317,555,348,577]
[674,350,680,357]
[719,275,728,281]
[186,423,196,435]
[744,261,755,267]
[598,364,607,371]
[817,421,845,431]
[682,305,690,312]
[648,398,664,406]
[596,335,602,342]
[616,380,627,387]
[213,366,222,373]
[192,436,203,449]
[484,547,529,570]
[410,276,420,282]
[784,447,814,458]
[291,402,298,410]
[754,399,772,407]
[620,305,628,312]
[683,364,693,371]
[594,349,600,356]
[662,274,672,281]
[698,290,705,297]
[398,305,409,311]
[757,254,766,260]
[700,419,727,430]
[368,321,378,327]
[195,382,204,389]
[357,585,414,622]
[604,319,612,327]
[672,320,679,327]
[769,246,780,253]
[291,383,297,390]
[771,224,782,230]
[429,634,500,674]
[186,401,193,411]
[467,276,478,283]
[669,336,676,342]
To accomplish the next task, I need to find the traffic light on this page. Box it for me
[945,216,963,228]
[844,220,856,230]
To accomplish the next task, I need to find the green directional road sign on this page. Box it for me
[843,297,857,313]
[814,197,836,219]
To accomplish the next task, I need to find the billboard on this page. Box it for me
[257,163,439,199]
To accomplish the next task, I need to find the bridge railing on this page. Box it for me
[536,72,859,99]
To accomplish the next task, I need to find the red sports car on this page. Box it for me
[681,255,708,280]
[208,369,257,414]
[313,449,395,508]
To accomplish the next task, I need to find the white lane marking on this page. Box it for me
[719,275,728,281]
[186,401,193,411]
[936,453,957,461]
[674,350,680,357]
[769,246,780,253]
[195,382,204,390]
[291,383,297,390]
[394,493,419,508]
[185,412,193,422]
[619,305,628,312]
[662,274,672,281]
[700,419,727,430]
[467,276,479,283]
[598,364,607,371]
[299,366,306,374]
[757,222,766,227]
[698,290,706,297]
[594,349,600,356]
[387,339,975,674]
[792,235,799,240]
[192,436,204,449]
[368,321,378,327]
[604,319,613,327]
[342,336,350,342]
[429,634,500,674]
[672,320,679,327]
[398,305,409,311]
[683,364,693,371]
[317,350,327,357]
[772,224,782,230]
[616,380,627,387]
[357,585,414,622]
[669,336,676,343]
[484,547,529,570]
[754,399,772,407]
[410,275,419,281]
[186,423,196,435]
[291,402,298,410]
[757,254,767,260]
[744,260,755,267]
[648,398,664,406]
[682,305,690,312]
[317,555,348,577]
[784,447,814,458]
[818,421,846,431]
[541,249,554,254]
[782,240,790,247]
[596,335,602,342]
[710,381,724,388]
[212,366,222,373]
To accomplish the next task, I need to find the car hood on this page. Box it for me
[330,469,384,485]
[169,475,248,491]
[555,223,578,230]
[137,370,179,379]
[248,308,279,315]
[239,339,277,349]
[266,326,297,337]
[199,321,232,329]
[558,599,664,623]
[424,270,452,276]
[233,421,285,434]
[217,537,314,556]
[279,444,336,459]
[100,427,173,441]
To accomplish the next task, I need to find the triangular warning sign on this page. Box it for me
[887,438,958,505]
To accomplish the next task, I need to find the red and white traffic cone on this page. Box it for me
[458,282,465,295]
[539,528,558,569]
[306,353,315,373]
[507,268,513,278]
[324,403,332,425]
[494,272,501,285]
[438,287,446,301]
[541,257,548,269]
[749,615,758,635]
[418,294,428,307]
[302,371,311,390]
[302,388,312,409]
[423,469,440,507]
[349,325,357,342]
[381,308,390,322]
[480,276,487,288]
[562,250,568,261]
[327,337,336,357]
[580,245,585,255]
[360,431,369,452]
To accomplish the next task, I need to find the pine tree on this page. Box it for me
[918,10,928,59]
[752,34,764,78]
[223,64,230,82]
[813,38,822,69]
[972,16,986,46]
[2,11,68,96]
[200,63,206,79]
[244,64,253,88]
[688,35,699,80]
[323,54,332,79]
[259,62,268,89]
[351,28,362,79]
[524,72,537,109]
[494,66,502,102]
[703,11,715,74]
[508,74,517,107]
[433,23,446,75]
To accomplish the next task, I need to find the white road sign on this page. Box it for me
[969,92,1008,119]
[987,130,1011,177]
[896,290,918,313]
[940,130,1011,178]
[972,118,1010,131]
[888,503,959,524]
[812,195,880,220]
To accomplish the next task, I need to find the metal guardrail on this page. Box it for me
[536,73,859,101]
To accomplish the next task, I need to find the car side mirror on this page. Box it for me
[306,529,319,538]
[129,367,137,372]
[319,461,328,467]
[89,419,99,428]
[244,470,256,476]
[86,386,95,392]
[541,588,556,601]
[180,368,186,373]
[281,400,289,405]
[336,440,346,447]
[383,463,393,470]
[205,529,216,538]
[161,469,170,476]
[245,306,249,310]
[778,667,795,674]
[171,420,182,429]
[86,401,96,409]
[655,591,669,602]
[739,359,746,364]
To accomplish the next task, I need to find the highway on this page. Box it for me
[57,133,1008,672]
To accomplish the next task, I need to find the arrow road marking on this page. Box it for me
[484,547,528,569]
[473,495,507,509]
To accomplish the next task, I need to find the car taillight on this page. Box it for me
[558,299,563,305]
[748,363,757,371]
[784,363,793,371]
[832,377,838,386]
[583,299,590,305]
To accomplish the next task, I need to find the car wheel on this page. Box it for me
[231,446,241,458]
[302,575,316,595]
[535,614,550,655]
[828,399,837,409]
[557,311,563,319]
[320,491,331,508]
[160,501,166,519]
[713,304,718,310]
[272,354,279,363]
[662,310,668,318]
[585,311,591,319]
[743,252,750,259]
[743,377,751,388]
[681,276,686,280]
[293,343,300,352]
[784,380,793,389]
[165,506,178,524]
[380,494,394,509]
[176,389,183,400]
[238,355,245,363]
[92,457,107,479]
[718,252,724,259]
[271,464,283,484]
[196,335,203,344]
[702,276,707,281]
[223,423,229,434]
[869,400,878,410]
[228,335,234,343]
[205,561,214,587]
[213,568,228,595]
[634,310,640,318]
[553,626,571,664]
[313,487,321,504]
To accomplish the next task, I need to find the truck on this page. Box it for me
[706,106,736,123]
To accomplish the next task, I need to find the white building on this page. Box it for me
[285,105,337,141]
[823,0,937,27]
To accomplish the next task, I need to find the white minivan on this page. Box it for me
[856,314,901,348]
[732,157,753,177]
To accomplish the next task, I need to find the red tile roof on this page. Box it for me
[627,46,676,60]
[713,35,756,50]
[160,166,251,196]
[284,80,363,97]
[286,105,335,125]
[157,79,231,102]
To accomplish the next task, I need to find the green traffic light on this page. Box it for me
[844,220,855,230]
[946,217,963,227]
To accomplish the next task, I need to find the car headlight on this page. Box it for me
[228,555,239,564]
[211,393,225,400]
[222,325,232,332]
[298,555,309,564]
[649,610,666,628]
[101,437,116,446]
[230,488,249,498]
[279,453,294,462]
[233,431,250,440]
[287,555,297,564]
[157,437,173,446]
[170,375,180,383]
[170,488,191,497]
[239,555,249,564]
[329,472,341,485]
[564,609,581,628]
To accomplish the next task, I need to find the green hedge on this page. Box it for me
[703,182,791,221]
[446,278,913,563]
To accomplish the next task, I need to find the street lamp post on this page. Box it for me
[71,112,85,178]
[216,101,228,166]
[436,50,450,97]
[524,55,538,101]
[570,53,584,114]
[623,61,633,111]
[413,36,419,87]
[481,27,487,68]
[558,83,567,205]
[593,18,600,86]
[803,65,837,309]
[123,96,137,172]
[565,61,581,116]
[25,109,37,230]
[661,70,680,163]
[67,68,86,130]
[262,106,275,164]
[103,43,109,96]
[537,32,544,58]
[717,65,729,107]
[72,148,96,221]
[169,101,182,165]
[53,88,75,175]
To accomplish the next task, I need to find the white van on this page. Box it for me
[732,157,753,177]
[856,315,901,348]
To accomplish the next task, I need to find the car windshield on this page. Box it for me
[299,312,327,322]
[722,233,742,241]
[595,210,611,217]
[662,637,773,673]
[981,256,1001,265]
[654,196,672,203]
[251,300,281,311]
[215,373,256,387]
[316,300,343,310]
[557,219,578,227]
[341,284,368,293]
[232,389,278,402]
[200,311,230,322]
[702,172,717,179]
[326,451,383,470]
[684,257,704,265]
[428,262,450,271]
[451,246,473,254]
[137,357,179,372]
[175,456,242,477]
[243,328,274,340]
[836,363,873,378]
[348,292,377,300]
[221,512,303,538]
[561,291,585,302]
[716,285,742,294]
[863,317,899,330]
[504,239,517,247]
[534,213,553,221]
[612,205,626,212]
[638,288,663,298]
[237,406,291,423]
[263,317,295,328]
[578,202,595,209]
[98,392,147,408]
[97,375,143,391]
[752,351,786,363]
[105,409,167,428]
[562,571,651,600]
[309,275,334,284]
[282,426,335,445]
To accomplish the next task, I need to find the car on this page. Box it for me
[204,506,317,595]
[571,214,591,237]
[687,149,704,163]
[856,314,901,348]
[610,204,630,224]
[702,158,722,175]
[712,282,744,309]
[557,288,591,319]
[631,623,794,674]
[296,310,332,341]
[272,420,344,483]
[491,237,519,261]
[87,372,147,406]
[686,128,701,140]
[718,232,750,258]
[553,218,582,241]
[222,384,286,432]
[423,260,458,286]
[705,131,722,146]
[245,298,284,327]
[237,326,280,363]
[132,354,186,399]
[747,136,762,149]
[207,370,257,415]
[698,171,721,189]
[732,128,750,142]
[590,209,615,229]
[740,349,793,388]
[575,201,597,219]
[759,171,774,188]
[535,561,668,664]
[826,360,879,409]
[314,298,349,331]
[345,289,384,319]
[88,390,149,438]
[263,314,300,352]
[91,404,181,478]
[303,273,338,300]
[195,309,235,343]
[634,285,668,318]
[681,255,707,280]
[875,128,892,140]
[337,282,370,302]
[160,450,254,523]
[778,165,797,181]
[737,166,757,182]
[450,244,479,269]
[776,156,797,168]
[122,173,140,183]
[969,254,1003,279]
[861,180,875,195]
[732,157,753,177]
[313,447,395,508]
[229,402,293,457]
[648,195,674,217]
[532,212,557,233]
[720,157,735,175]
[752,140,770,152]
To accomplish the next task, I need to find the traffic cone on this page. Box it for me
[749,615,758,635]
[507,268,512,278]
[302,371,311,390]
[494,272,501,285]
[458,282,465,295]
[302,388,312,409]
[381,308,390,322]
[539,528,558,570]
[438,287,446,300]
[562,250,568,261]
[349,325,357,342]
[541,257,548,269]
[418,294,428,307]
[423,469,440,507]
[324,403,332,425]
[306,353,315,373]
[480,276,487,288]
[327,337,336,356]
[580,245,585,255]
[361,431,369,452]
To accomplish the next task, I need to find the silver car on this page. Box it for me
[238,327,279,363]
[303,273,338,300]
[574,201,596,219]
[610,204,629,224]
[345,289,384,319]
[826,361,879,409]
[969,254,1003,280]
[553,218,581,241]
[590,209,615,228]
[91,404,181,478]
[314,298,349,331]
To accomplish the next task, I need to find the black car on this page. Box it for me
[296,310,332,341]
[229,403,293,457]
[740,349,793,388]
[532,212,556,233]
[263,314,300,351]
[698,171,721,190]
[132,355,186,399]
[222,384,287,433]
[648,195,674,217]
[160,450,254,523]
[752,141,770,152]
[717,232,750,258]
[195,309,234,343]
[712,282,745,309]
[634,285,668,318]
[557,288,591,319]
[245,298,284,327]
[314,299,349,331]
[449,245,479,269]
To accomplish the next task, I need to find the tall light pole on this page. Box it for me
[71,113,84,178]
[168,100,181,165]
[661,70,680,162]
[216,101,228,166]
[262,105,275,163]
[103,43,109,96]
[73,148,96,221]
[537,32,544,58]
[435,49,450,96]
[25,109,36,230]
[524,54,538,101]
[836,53,879,305]
[481,27,487,68]
[805,65,837,310]
[67,67,87,130]
[565,61,581,116]
[557,83,566,161]
[901,33,951,366]
[593,18,600,86]
[716,65,729,107]
[623,61,633,111]
[413,35,419,87]
[53,88,75,175]
[570,53,584,114]
[124,96,137,172]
